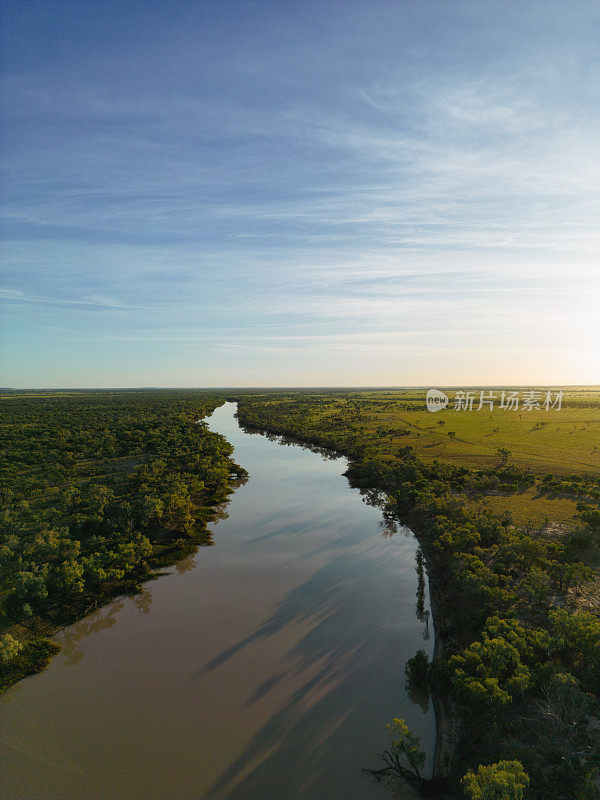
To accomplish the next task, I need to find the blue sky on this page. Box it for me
[1,0,599,387]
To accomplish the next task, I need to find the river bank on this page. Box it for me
[1,493,238,691]
[0,393,245,693]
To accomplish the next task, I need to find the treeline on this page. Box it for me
[541,473,600,500]
[0,391,245,690]
[234,394,600,800]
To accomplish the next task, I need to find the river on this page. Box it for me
[0,402,435,799]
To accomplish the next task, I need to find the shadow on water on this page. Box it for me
[201,543,430,800]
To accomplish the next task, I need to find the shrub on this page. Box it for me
[462,760,529,800]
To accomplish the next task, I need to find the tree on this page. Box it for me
[405,650,430,688]
[448,616,549,713]
[497,447,511,465]
[139,495,164,527]
[0,634,24,665]
[88,484,114,515]
[462,760,529,800]
[550,609,600,691]
[535,671,589,733]
[385,718,426,779]
[161,491,195,533]
[364,718,427,787]
[579,508,600,530]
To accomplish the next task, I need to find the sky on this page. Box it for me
[1,0,599,388]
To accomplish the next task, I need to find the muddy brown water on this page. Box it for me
[0,402,435,800]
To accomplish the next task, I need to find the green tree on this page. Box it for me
[385,718,426,779]
[449,616,550,713]
[497,447,511,465]
[462,760,529,800]
[0,634,24,665]
[550,609,600,691]
[139,496,164,527]
[405,649,430,688]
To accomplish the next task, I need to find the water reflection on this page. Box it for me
[203,547,390,676]
[132,587,152,614]
[355,488,411,540]
[238,421,342,462]
[174,554,196,574]
[203,551,413,798]
[380,510,399,538]
[199,408,436,798]
[203,555,389,798]
[59,600,125,667]
[200,551,430,775]
[407,680,431,715]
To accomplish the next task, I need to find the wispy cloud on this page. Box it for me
[1,0,598,385]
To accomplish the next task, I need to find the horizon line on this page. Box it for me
[2,384,599,392]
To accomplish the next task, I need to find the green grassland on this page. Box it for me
[242,387,599,526]
[276,387,598,471]
[361,392,598,471]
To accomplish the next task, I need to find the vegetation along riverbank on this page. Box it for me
[2,386,598,799]
[232,387,600,800]
[0,390,246,691]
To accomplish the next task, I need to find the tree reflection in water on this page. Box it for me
[59,599,125,666]
[132,588,152,615]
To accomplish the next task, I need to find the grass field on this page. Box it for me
[240,387,600,526]
[359,389,600,475]
[307,386,598,471]
[355,388,597,525]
